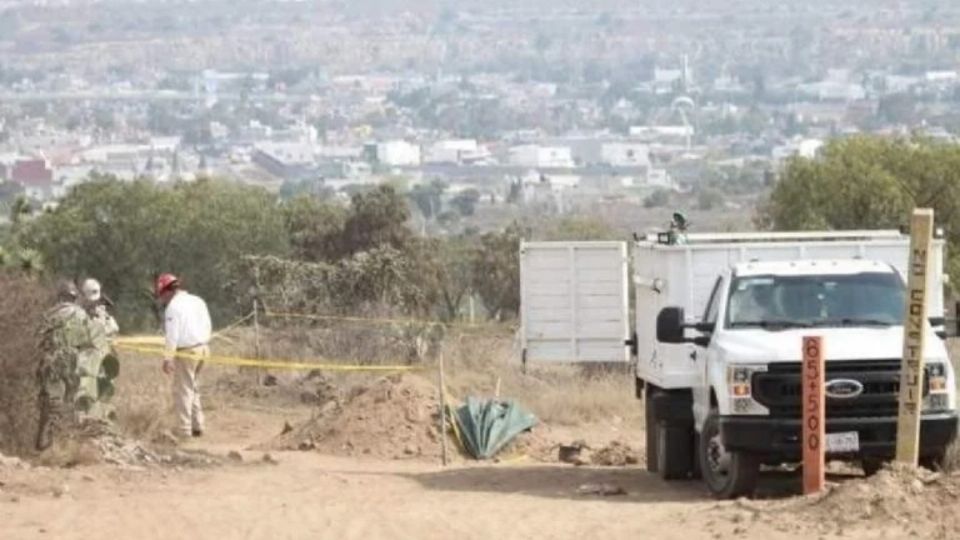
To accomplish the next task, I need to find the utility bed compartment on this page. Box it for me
[519,241,630,363]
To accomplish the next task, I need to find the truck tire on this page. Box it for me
[657,422,695,480]
[861,458,886,477]
[699,408,760,499]
[645,386,659,473]
[921,452,946,472]
[691,432,703,480]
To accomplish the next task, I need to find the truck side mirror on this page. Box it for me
[657,307,686,343]
[930,315,957,339]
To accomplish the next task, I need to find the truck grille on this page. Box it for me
[751,360,930,418]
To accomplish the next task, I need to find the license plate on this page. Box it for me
[826,431,860,453]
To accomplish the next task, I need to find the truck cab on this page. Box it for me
[654,258,957,497]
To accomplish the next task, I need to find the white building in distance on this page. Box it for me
[508,145,575,168]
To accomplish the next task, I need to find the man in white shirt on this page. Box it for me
[155,273,212,438]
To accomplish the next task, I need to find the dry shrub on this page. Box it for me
[113,353,172,440]
[255,322,444,366]
[0,273,51,456]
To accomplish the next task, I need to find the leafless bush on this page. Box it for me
[211,318,639,427]
[0,273,52,456]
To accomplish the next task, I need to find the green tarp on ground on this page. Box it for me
[452,397,538,459]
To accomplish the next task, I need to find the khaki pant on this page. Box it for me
[173,345,207,436]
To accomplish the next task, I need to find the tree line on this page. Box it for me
[758,135,960,285]
[7,134,948,333]
[1,174,534,331]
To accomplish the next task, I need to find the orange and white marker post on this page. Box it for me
[897,209,934,466]
[802,336,825,494]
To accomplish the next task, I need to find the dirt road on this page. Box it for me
[3,447,815,540]
[0,390,953,540]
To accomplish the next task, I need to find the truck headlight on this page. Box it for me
[926,363,948,393]
[923,363,952,411]
[727,365,765,397]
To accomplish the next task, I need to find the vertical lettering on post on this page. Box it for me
[802,335,825,495]
[896,209,934,466]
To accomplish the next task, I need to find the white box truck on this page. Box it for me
[520,230,959,498]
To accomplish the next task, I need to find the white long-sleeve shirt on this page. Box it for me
[163,291,212,357]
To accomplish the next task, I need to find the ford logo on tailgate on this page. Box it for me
[825,379,864,399]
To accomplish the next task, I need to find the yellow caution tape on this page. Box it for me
[113,311,255,349]
[113,335,165,347]
[114,343,425,373]
[212,311,256,339]
[264,310,510,335]
[266,310,438,326]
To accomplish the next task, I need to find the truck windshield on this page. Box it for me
[725,272,905,330]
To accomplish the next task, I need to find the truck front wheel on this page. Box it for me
[699,409,760,499]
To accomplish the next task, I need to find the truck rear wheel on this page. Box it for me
[645,386,659,473]
[657,422,695,480]
[699,409,760,499]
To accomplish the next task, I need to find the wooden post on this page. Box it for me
[802,336,825,495]
[438,352,449,466]
[253,296,263,384]
[896,208,934,466]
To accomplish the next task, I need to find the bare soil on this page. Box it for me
[2,363,959,540]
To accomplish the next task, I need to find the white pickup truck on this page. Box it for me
[520,230,959,498]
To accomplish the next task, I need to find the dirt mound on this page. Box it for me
[727,464,960,537]
[267,374,450,460]
[499,427,559,462]
[590,441,640,466]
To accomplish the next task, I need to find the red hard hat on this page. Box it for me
[155,273,180,297]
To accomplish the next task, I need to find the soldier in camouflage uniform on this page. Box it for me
[36,280,99,451]
[79,278,120,423]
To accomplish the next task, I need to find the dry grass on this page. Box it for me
[437,333,640,426]
[0,273,51,457]
[171,323,641,428]
[112,321,960,454]
[112,351,173,441]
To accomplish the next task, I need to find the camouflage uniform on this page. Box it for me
[78,278,121,423]
[36,298,98,451]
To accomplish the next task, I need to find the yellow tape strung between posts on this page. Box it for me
[113,343,425,373]
[213,311,256,339]
[264,310,510,335]
[266,310,446,326]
